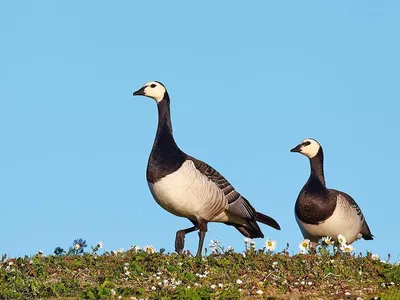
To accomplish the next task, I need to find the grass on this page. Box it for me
[1,242,400,300]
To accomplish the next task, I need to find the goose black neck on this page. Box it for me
[156,93,173,139]
[308,147,326,187]
[151,92,184,160]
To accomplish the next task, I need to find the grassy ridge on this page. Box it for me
[1,248,399,299]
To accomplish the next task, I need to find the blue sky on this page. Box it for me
[1,1,399,260]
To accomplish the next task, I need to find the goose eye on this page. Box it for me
[303,141,311,146]
[150,84,157,88]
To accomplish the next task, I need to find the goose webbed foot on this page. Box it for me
[175,225,198,254]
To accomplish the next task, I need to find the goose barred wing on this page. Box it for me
[334,190,373,239]
[188,156,256,220]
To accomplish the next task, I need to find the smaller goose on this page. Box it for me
[290,138,373,246]
[132,81,281,257]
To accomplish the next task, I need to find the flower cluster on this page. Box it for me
[298,234,355,254]
[336,234,354,253]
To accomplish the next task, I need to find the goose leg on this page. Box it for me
[175,225,198,254]
[195,219,208,258]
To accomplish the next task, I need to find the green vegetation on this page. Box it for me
[1,243,399,299]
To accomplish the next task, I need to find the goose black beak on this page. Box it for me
[290,144,302,153]
[133,87,146,96]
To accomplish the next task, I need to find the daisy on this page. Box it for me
[371,253,379,261]
[243,237,254,245]
[144,245,156,254]
[299,239,310,253]
[337,234,347,245]
[340,244,354,253]
[264,239,277,251]
[236,279,243,284]
[209,240,220,252]
[256,290,263,295]
[210,284,216,289]
[321,236,334,246]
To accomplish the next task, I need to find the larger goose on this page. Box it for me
[290,138,373,245]
[132,81,280,257]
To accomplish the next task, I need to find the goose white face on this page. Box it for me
[132,81,166,102]
[291,138,321,158]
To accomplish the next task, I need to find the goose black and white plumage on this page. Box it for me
[290,138,373,245]
[132,81,280,257]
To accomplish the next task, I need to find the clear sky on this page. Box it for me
[1,1,399,260]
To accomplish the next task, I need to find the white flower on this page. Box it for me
[144,245,156,254]
[129,245,141,252]
[236,279,243,284]
[272,261,278,268]
[163,279,169,285]
[97,241,103,249]
[74,244,80,250]
[256,290,263,295]
[242,252,246,258]
[307,282,312,286]
[118,296,122,299]
[264,239,277,251]
[345,291,351,296]
[110,289,116,295]
[321,236,334,246]
[226,246,233,252]
[218,283,223,288]
[38,250,43,255]
[337,234,347,245]
[151,286,156,291]
[186,286,191,289]
[178,262,183,266]
[299,239,310,253]
[209,240,220,252]
[210,284,216,289]
[371,253,379,261]
[209,240,219,247]
[340,244,354,253]
[243,237,254,246]
[117,248,124,254]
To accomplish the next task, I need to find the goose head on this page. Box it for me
[290,138,321,158]
[132,81,167,103]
